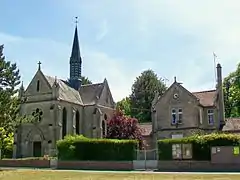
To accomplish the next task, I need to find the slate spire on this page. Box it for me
[69,17,82,90]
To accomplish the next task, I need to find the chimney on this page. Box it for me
[216,63,225,130]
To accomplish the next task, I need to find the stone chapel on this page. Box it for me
[13,24,115,158]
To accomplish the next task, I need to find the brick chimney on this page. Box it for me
[216,63,225,130]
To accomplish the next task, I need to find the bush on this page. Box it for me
[158,133,240,160]
[57,135,138,161]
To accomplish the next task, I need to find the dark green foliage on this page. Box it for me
[158,133,240,160]
[57,135,138,161]
[81,76,92,85]
[0,45,22,132]
[130,69,167,122]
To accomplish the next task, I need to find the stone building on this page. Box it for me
[13,25,115,158]
[151,63,226,143]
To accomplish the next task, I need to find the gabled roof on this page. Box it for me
[192,90,216,107]
[79,83,105,105]
[45,75,83,105]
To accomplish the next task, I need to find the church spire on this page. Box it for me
[69,17,82,90]
[70,17,81,62]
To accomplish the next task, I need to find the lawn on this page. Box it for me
[0,169,240,180]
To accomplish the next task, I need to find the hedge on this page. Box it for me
[57,135,138,161]
[158,133,240,160]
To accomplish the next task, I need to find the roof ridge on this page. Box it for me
[81,83,103,87]
[192,89,216,94]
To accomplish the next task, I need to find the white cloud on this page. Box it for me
[96,19,109,42]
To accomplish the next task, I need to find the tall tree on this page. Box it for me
[0,45,21,132]
[129,69,167,122]
[81,76,92,85]
[223,63,240,118]
[116,97,132,116]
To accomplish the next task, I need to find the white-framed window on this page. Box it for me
[207,109,214,125]
[171,109,177,124]
[178,109,183,124]
[171,108,183,125]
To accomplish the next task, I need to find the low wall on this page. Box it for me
[158,161,240,172]
[0,159,50,168]
[57,161,133,170]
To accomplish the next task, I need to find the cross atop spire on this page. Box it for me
[38,61,41,70]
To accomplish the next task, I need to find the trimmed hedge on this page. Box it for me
[158,133,240,160]
[57,135,138,161]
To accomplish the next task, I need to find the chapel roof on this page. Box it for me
[44,75,104,106]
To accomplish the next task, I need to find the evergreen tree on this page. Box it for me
[0,45,21,132]
[129,69,167,122]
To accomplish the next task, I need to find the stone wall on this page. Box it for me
[57,161,133,170]
[0,159,50,168]
[158,161,240,172]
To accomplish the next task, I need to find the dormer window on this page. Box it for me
[37,80,40,92]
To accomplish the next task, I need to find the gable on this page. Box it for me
[24,70,52,96]
[79,83,104,105]
[98,79,115,107]
[155,82,199,108]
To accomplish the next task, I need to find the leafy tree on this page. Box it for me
[129,69,167,122]
[223,63,240,118]
[116,97,131,116]
[0,45,21,132]
[81,76,92,85]
[107,109,143,148]
[0,127,14,158]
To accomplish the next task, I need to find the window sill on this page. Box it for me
[171,123,183,126]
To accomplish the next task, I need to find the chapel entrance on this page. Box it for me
[33,141,42,157]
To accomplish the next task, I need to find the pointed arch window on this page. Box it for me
[76,110,80,134]
[37,80,40,92]
[62,107,67,139]
[102,120,106,137]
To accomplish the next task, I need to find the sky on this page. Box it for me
[0,0,240,102]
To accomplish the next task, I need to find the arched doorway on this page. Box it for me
[76,110,80,134]
[62,107,67,139]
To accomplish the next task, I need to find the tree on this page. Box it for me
[116,97,131,116]
[107,109,143,148]
[81,76,92,85]
[0,45,21,132]
[223,63,240,118]
[129,69,167,122]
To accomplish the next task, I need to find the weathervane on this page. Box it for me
[75,16,78,26]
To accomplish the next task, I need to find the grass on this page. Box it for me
[0,169,240,180]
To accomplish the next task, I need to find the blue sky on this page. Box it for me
[0,0,240,101]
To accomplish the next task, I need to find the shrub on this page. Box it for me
[57,135,138,161]
[158,133,240,160]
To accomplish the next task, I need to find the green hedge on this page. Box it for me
[158,133,240,160]
[57,135,138,161]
